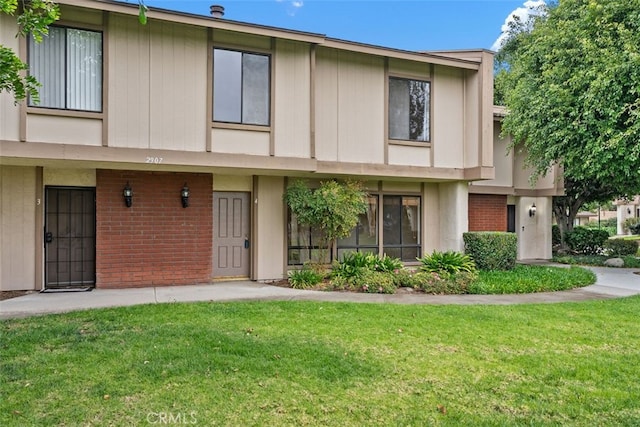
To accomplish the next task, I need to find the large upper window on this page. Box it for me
[213,48,270,126]
[28,26,103,112]
[388,77,430,142]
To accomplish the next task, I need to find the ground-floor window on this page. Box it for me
[382,195,421,261]
[287,194,421,265]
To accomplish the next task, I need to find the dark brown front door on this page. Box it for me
[213,192,250,279]
[44,187,96,289]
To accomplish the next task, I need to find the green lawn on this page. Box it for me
[3,298,640,426]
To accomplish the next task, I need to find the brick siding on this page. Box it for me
[96,170,213,288]
[468,194,507,232]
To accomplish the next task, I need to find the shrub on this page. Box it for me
[603,239,639,256]
[329,268,396,294]
[373,254,404,273]
[565,227,609,255]
[391,268,415,288]
[463,232,517,271]
[417,251,477,276]
[333,252,403,279]
[409,271,474,294]
[552,225,562,246]
[288,266,325,289]
[623,217,640,234]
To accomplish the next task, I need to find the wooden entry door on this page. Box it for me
[44,187,96,289]
[213,192,250,279]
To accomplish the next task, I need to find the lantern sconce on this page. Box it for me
[628,208,632,215]
[529,203,536,217]
[123,182,133,208]
[181,183,190,208]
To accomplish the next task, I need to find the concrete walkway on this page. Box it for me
[2,266,640,319]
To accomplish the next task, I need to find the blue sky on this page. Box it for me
[127,0,545,52]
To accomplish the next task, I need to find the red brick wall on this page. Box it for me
[96,170,212,288]
[468,194,507,232]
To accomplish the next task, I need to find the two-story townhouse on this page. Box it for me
[0,0,561,291]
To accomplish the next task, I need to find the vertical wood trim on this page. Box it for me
[477,68,483,166]
[309,44,316,159]
[251,175,259,280]
[383,58,389,165]
[377,180,383,255]
[19,35,27,142]
[269,38,276,156]
[206,28,213,152]
[35,167,44,290]
[101,11,110,147]
[282,176,289,275]
[429,63,435,168]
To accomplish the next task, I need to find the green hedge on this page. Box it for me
[463,232,517,271]
[565,227,609,255]
[603,239,639,256]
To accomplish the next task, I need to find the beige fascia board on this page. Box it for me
[468,185,515,196]
[514,188,565,197]
[60,1,480,71]
[0,140,316,174]
[315,160,468,180]
[463,166,494,180]
[322,39,480,70]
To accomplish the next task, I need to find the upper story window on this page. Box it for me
[388,77,430,142]
[28,26,103,112]
[213,48,270,126]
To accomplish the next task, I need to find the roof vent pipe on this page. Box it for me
[210,5,225,18]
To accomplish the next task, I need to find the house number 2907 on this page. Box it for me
[145,157,163,164]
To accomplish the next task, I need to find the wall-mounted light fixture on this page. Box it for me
[181,183,190,208]
[123,182,133,208]
[529,203,537,217]
[628,208,632,215]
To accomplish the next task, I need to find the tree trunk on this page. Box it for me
[552,195,585,250]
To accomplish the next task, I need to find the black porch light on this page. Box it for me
[181,183,190,208]
[123,182,133,208]
[529,203,536,217]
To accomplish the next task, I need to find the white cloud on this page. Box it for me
[491,0,547,52]
[276,0,304,16]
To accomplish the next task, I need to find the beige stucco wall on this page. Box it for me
[0,166,37,291]
[517,196,552,260]
[43,168,96,186]
[432,65,465,169]
[213,175,252,192]
[254,176,285,281]
[438,181,468,252]
[422,183,440,255]
[27,116,103,146]
[211,128,270,155]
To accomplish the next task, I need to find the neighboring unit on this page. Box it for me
[0,0,562,291]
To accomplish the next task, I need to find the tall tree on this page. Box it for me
[498,0,640,242]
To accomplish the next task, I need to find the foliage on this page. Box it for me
[0,0,59,103]
[417,251,477,277]
[623,217,640,234]
[469,265,596,294]
[565,226,609,255]
[409,271,474,294]
[552,224,562,246]
[372,254,404,273]
[554,254,640,268]
[288,265,325,289]
[329,268,396,294]
[463,232,517,271]
[284,179,367,263]
[603,239,639,257]
[497,0,640,242]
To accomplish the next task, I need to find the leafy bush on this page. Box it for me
[390,268,415,288]
[463,232,517,271]
[373,254,404,273]
[623,217,640,234]
[329,268,396,294]
[565,226,609,255]
[409,271,474,294]
[603,239,639,256]
[333,252,403,280]
[552,225,562,246]
[288,266,325,289]
[417,251,477,276]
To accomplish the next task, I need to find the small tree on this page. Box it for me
[284,179,367,264]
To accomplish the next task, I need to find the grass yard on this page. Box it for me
[3,298,640,426]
